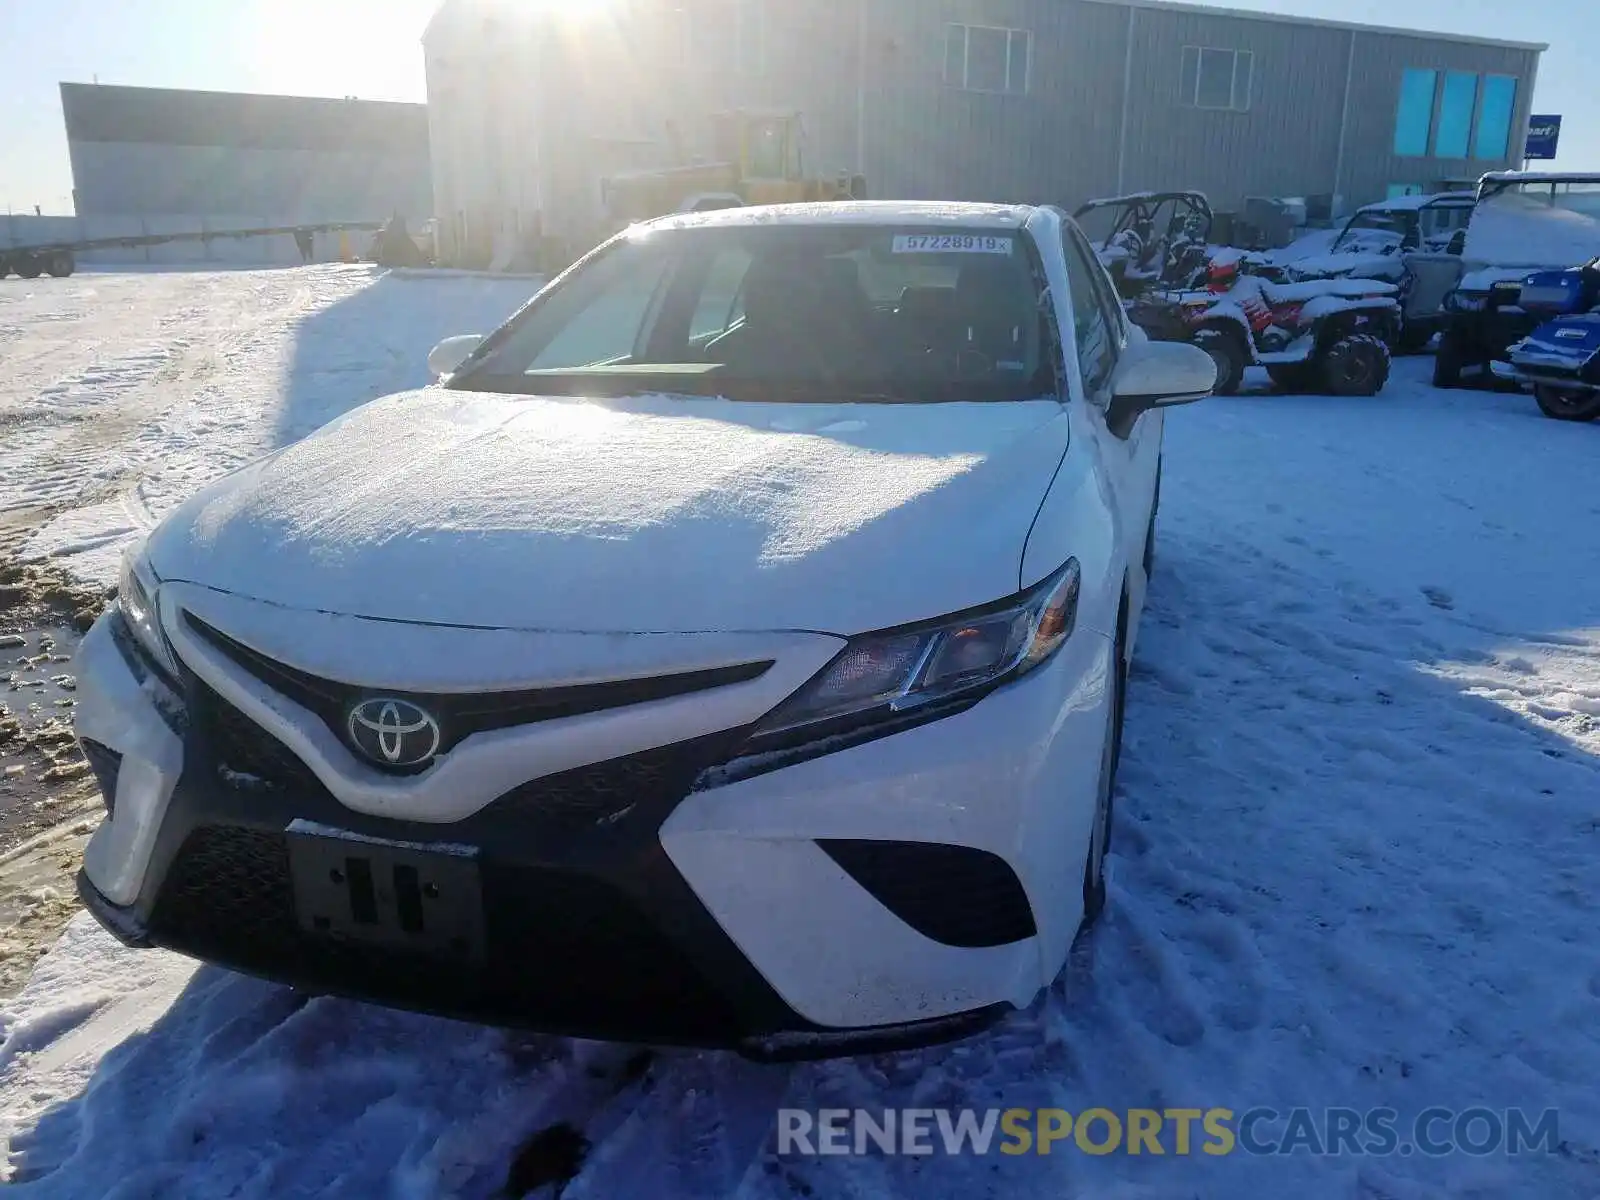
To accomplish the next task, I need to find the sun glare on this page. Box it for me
[551,0,614,22]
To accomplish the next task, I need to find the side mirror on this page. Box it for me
[427,334,484,380]
[1105,341,1215,438]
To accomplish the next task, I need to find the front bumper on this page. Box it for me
[1445,306,1543,361]
[71,603,1114,1057]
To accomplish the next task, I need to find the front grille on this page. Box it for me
[493,729,737,833]
[147,825,743,1040]
[818,839,1036,948]
[194,668,737,838]
[79,739,123,816]
[184,612,772,765]
[196,681,326,795]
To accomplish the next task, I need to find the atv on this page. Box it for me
[1131,259,1398,396]
[1240,193,1474,355]
[1072,191,1214,299]
[1505,258,1600,422]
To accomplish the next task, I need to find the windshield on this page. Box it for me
[1332,210,1409,252]
[453,223,1052,403]
[1481,180,1600,217]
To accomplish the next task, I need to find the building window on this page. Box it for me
[735,0,762,73]
[1179,47,1253,111]
[1394,67,1437,156]
[945,24,1031,95]
[1475,74,1519,159]
[1386,183,1425,200]
[1434,71,1478,158]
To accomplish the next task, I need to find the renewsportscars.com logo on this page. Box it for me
[776,1107,1561,1158]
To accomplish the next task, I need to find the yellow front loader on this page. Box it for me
[600,109,865,233]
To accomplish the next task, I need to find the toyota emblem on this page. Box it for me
[346,698,442,768]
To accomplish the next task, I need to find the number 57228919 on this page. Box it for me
[891,234,1014,255]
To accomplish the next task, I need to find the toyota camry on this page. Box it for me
[71,202,1214,1059]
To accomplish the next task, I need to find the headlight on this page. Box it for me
[751,559,1081,741]
[118,546,181,680]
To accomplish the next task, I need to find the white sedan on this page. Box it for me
[71,202,1214,1058]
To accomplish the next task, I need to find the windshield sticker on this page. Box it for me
[892,234,1014,255]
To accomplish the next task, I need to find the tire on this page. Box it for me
[1080,611,1128,932]
[1433,328,1465,389]
[1321,332,1391,396]
[0,256,11,279]
[1534,384,1600,422]
[1265,362,1318,393]
[14,256,41,280]
[44,252,74,278]
[1194,327,1247,396]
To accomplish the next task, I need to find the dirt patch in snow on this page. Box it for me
[0,538,115,998]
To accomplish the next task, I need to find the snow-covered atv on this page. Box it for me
[1505,259,1600,422]
[1132,261,1399,396]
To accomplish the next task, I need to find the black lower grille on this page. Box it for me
[818,839,1036,948]
[199,683,326,795]
[147,825,742,1040]
[79,740,124,816]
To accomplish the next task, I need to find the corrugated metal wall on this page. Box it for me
[861,0,1128,208]
[422,0,1543,256]
[66,143,431,223]
[61,84,433,223]
[1120,6,1350,208]
[1338,33,1540,204]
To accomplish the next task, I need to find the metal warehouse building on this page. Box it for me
[425,0,1544,267]
[60,83,433,224]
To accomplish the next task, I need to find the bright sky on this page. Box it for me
[1,0,1592,215]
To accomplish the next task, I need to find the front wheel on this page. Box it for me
[45,251,75,278]
[1321,333,1391,396]
[1534,384,1600,422]
[1194,327,1247,396]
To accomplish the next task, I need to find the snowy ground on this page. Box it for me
[0,266,1597,1197]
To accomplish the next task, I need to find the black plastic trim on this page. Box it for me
[818,839,1037,948]
[79,739,123,817]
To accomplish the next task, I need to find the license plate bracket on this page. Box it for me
[285,823,487,964]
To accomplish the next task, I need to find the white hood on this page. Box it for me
[147,389,1071,636]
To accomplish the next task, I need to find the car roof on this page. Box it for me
[644,200,1037,233]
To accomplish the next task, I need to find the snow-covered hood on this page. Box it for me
[146,388,1071,636]
[1284,250,1403,282]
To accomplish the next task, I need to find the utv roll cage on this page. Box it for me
[1071,191,1214,298]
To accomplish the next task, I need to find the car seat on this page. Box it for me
[954,259,1031,368]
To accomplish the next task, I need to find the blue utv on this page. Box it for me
[1506,259,1600,422]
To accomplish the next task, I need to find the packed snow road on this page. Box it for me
[0,266,1597,1197]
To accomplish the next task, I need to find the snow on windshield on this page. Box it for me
[1465,188,1600,269]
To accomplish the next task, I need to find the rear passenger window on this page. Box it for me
[1060,227,1117,394]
